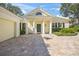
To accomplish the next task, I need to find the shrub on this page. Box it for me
[69,25,75,28]
[52,28,61,32]
[20,29,25,35]
[73,25,79,32]
[54,27,77,36]
[70,25,79,32]
[60,28,75,33]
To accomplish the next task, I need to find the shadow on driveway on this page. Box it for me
[0,34,50,56]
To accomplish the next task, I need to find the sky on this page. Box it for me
[12,3,61,16]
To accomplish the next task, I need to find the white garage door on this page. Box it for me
[0,19,15,42]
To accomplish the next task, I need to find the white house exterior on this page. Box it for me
[21,7,71,34]
[0,7,21,42]
[0,7,71,42]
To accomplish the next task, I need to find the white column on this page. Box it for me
[33,21,36,33]
[25,23,28,34]
[42,21,45,34]
[21,23,22,30]
[49,21,52,34]
[16,22,20,37]
[61,23,63,28]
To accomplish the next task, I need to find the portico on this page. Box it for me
[20,7,70,34]
[22,19,66,34]
[31,20,53,34]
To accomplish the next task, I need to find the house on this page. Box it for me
[21,7,71,34]
[0,7,71,42]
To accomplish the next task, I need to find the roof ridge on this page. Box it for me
[25,7,52,16]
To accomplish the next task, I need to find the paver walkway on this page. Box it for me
[0,34,50,56]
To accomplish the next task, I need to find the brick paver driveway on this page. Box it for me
[42,34,79,56]
[1,34,79,56]
[0,34,50,56]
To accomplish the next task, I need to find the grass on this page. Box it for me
[54,32,77,36]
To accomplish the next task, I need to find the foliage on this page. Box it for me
[0,3,24,16]
[60,3,71,17]
[0,3,7,8]
[20,29,26,35]
[52,28,61,32]
[60,3,79,23]
[70,25,79,32]
[54,27,77,36]
[54,32,77,36]
[60,28,76,33]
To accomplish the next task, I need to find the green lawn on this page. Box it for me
[54,32,77,36]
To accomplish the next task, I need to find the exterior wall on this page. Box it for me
[64,23,70,28]
[0,7,21,22]
[27,20,50,34]
[27,21,34,33]
[0,19,15,42]
[15,21,20,37]
[0,7,21,42]
[24,7,71,34]
[44,22,49,34]
[28,21,42,33]
[27,20,70,34]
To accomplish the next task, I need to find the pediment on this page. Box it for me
[25,7,52,16]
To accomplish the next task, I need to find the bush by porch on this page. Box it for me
[53,27,78,36]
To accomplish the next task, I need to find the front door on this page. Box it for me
[37,24,41,33]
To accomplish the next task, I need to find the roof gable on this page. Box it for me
[25,7,52,16]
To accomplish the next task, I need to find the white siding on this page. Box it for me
[65,23,70,28]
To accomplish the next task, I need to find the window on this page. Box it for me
[58,23,61,28]
[22,23,26,30]
[55,23,57,28]
[52,23,55,28]
[63,23,65,28]
[36,12,42,15]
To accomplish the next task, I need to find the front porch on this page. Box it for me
[20,20,66,34]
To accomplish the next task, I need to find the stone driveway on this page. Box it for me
[0,34,79,56]
[0,34,49,56]
[42,34,79,56]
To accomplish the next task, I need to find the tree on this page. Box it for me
[0,3,8,8]
[60,3,71,17]
[60,3,79,24]
[0,3,24,16]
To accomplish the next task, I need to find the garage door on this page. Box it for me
[0,19,15,42]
